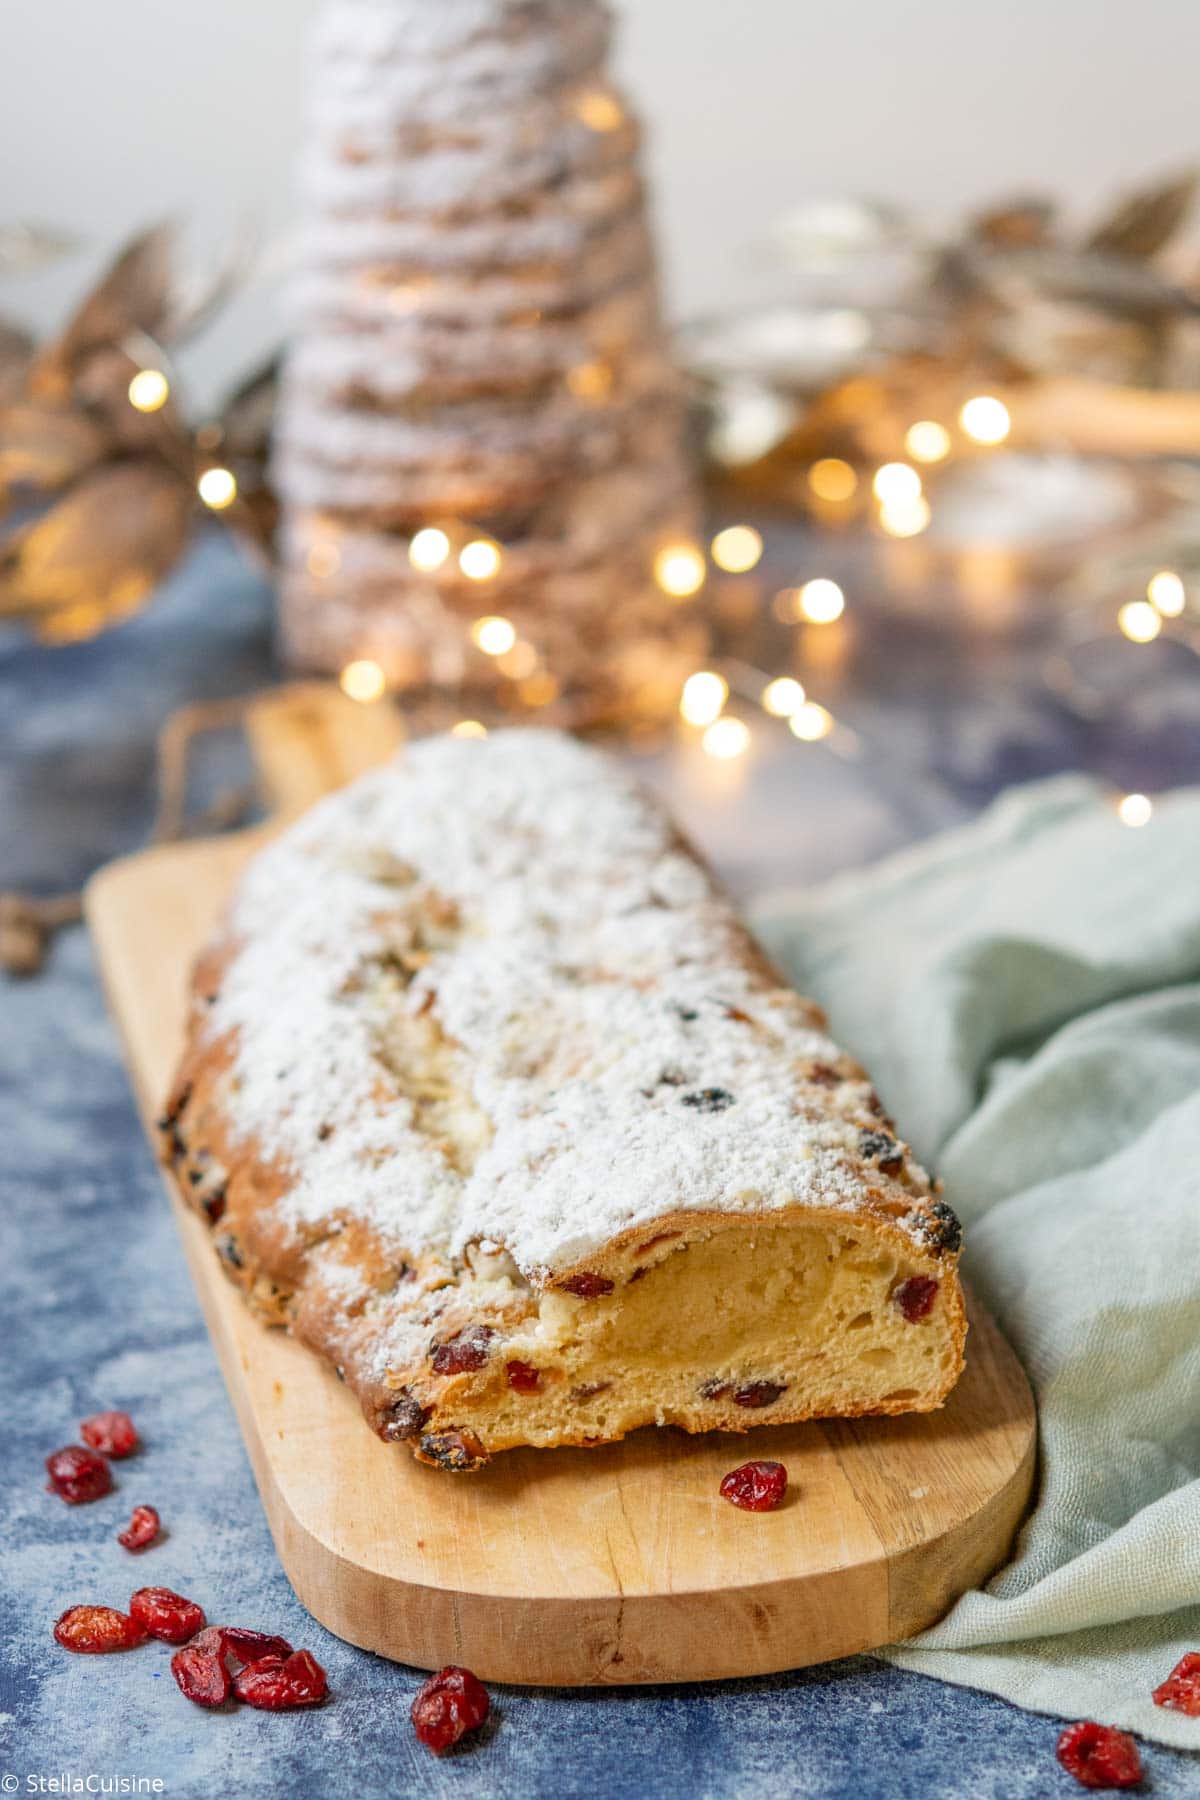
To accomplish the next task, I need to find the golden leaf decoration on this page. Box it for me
[1086,170,1198,261]
[0,459,193,638]
[29,222,176,395]
[0,400,109,496]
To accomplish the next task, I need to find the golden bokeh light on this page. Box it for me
[878,495,932,538]
[575,88,624,132]
[409,527,451,572]
[959,395,1011,445]
[904,420,951,463]
[1147,569,1186,617]
[497,639,539,680]
[339,659,386,703]
[710,525,763,574]
[796,577,845,624]
[1117,792,1153,828]
[565,361,612,402]
[451,720,488,739]
[127,369,169,413]
[197,466,237,510]
[459,538,502,581]
[471,615,517,655]
[702,716,750,760]
[761,677,806,717]
[1117,600,1162,643]
[788,701,834,742]
[653,543,706,599]
[305,540,341,579]
[679,670,729,727]
[807,458,858,502]
[872,462,922,506]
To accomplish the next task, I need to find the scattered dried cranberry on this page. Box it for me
[733,1382,786,1409]
[505,1360,540,1393]
[233,1649,328,1710]
[720,1461,788,1512]
[411,1665,490,1753]
[117,1505,161,1551]
[80,1410,139,1458]
[1056,1720,1143,1789]
[559,1272,614,1297]
[431,1326,495,1375]
[893,1276,939,1322]
[171,1644,232,1708]
[46,1444,113,1505]
[221,1626,294,1664]
[129,1586,206,1644]
[1152,1651,1200,1714]
[54,1605,145,1654]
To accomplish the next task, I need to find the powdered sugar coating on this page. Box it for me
[207,731,929,1276]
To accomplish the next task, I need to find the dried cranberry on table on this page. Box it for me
[128,1586,206,1644]
[719,1461,788,1512]
[411,1665,490,1753]
[171,1644,232,1708]
[53,1605,145,1654]
[80,1410,139,1458]
[46,1445,113,1504]
[233,1649,328,1710]
[1152,1650,1200,1714]
[117,1505,161,1551]
[221,1626,294,1664]
[893,1276,939,1323]
[1055,1720,1143,1789]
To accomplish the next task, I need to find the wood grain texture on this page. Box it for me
[84,691,1036,1686]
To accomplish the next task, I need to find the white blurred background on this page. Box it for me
[2,0,1197,400]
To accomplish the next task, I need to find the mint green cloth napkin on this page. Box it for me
[752,775,1200,1748]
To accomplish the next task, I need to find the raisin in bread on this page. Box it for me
[162,729,965,1470]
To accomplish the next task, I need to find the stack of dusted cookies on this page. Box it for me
[273,0,704,724]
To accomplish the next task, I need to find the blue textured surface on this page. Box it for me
[3,534,1199,1799]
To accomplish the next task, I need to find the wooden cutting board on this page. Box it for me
[85,687,1037,1687]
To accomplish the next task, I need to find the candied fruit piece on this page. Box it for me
[1152,1650,1200,1715]
[1055,1720,1142,1789]
[233,1648,328,1710]
[733,1382,786,1409]
[893,1276,939,1322]
[53,1605,145,1654]
[506,1360,540,1393]
[117,1505,160,1551]
[171,1644,232,1707]
[80,1411,139,1458]
[559,1272,614,1297]
[681,1088,735,1113]
[720,1461,788,1512]
[129,1586,206,1645]
[46,1445,113,1505]
[411,1665,490,1753]
[431,1326,495,1375]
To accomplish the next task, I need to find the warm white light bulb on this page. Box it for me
[1117,600,1162,644]
[339,659,386,703]
[679,670,729,726]
[789,701,834,742]
[872,463,922,506]
[197,466,237,510]
[959,396,1011,445]
[710,525,763,574]
[702,716,750,760]
[451,719,487,739]
[409,527,451,572]
[1147,570,1185,617]
[1117,792,1153,828]
[459,539,502,581]
[471,615,517,655]
[654,543,706,598]
[905,420,951,463]
[761,676,806,717]
[878,496,931,538]
[796,578,845,624]
[128,369,169,413]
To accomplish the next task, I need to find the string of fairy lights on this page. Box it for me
[125,360,1185,828]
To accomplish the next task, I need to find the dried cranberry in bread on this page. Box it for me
[162,730,965,1469]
